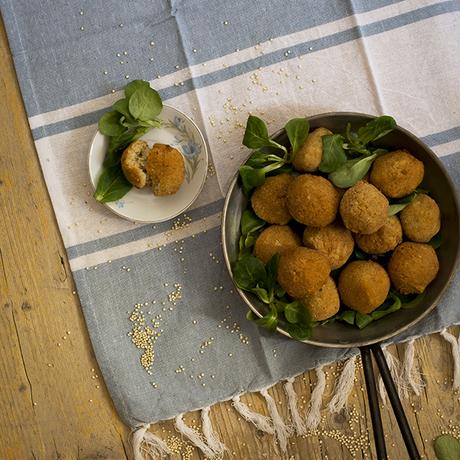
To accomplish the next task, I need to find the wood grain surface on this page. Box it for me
[0,16,458,460]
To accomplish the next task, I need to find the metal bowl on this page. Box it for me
[222,112,460,348]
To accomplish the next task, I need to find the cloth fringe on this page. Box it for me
[260,387,293,453]
[377,347,405,404]
[132,423,172,460]
[175,413,223,460]
[231,395,275,434]
[441,328,460,390]
[284,377,307,435]
[328,356,356,413]
[305,366,326,430]
[401,339,424,397]
[201,406,226,457]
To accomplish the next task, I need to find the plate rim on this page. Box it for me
[88,104,209,224]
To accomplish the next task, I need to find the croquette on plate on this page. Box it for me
[146,143,185,196]
[121,140,152,188]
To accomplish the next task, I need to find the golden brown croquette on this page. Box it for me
[251,174,293,224]
[340,181,389,234]
[388,242,439,294]
[293,127,332,172]
[302,222,354,269]
[287,174,339,227]
[146,143,185,196]
[400,194,441,242]
[370,150,424,198]
[302,276,340,321]
[338,260,390,314]
[355,215,403,254]
[254,225,301,264]
[278,247,330,298]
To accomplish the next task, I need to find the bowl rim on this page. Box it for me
[88,104,209,224]
[221,111,460,348]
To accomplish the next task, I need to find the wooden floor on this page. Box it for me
[0,16,458,460]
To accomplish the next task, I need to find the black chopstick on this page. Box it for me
[371,344,421,460]
[361,346,387,460]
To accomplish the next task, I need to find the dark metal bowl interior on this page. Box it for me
[222,112,460,348]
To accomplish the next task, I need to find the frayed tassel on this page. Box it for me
[132,423,172,460]
[328,356,356,413]
[175,413,223,460]
[378,348,405,404]
[440,329,460,390]
[401,339,424,397]
[231,395,275,434]
[201,407,226,457]
[284,377,306,435]
[260,387,293,453]
[305,366,326,430]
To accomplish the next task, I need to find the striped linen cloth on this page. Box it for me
[2,0,459,431]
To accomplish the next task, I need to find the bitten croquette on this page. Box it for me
[121,140,152,188]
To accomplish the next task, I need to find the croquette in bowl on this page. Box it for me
[338,260,390,314]
[303,222,354,269]
[277,247,331,298]
[388,242,439,294]
[254,225,301,264]
[370,150,424,199]
[340,181,389,234]
[251,174,293,225]
[355,215,403,255]
[287,174,339,227]
[400,194,441,243]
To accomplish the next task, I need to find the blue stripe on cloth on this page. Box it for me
[0,0,398,117]
[30,1,460,140]
[421,126,460,147]
[67,198,224,260]
[72,223,350,426]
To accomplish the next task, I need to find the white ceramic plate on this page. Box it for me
[88,105,208,223]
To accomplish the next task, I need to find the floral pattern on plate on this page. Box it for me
[164,115,203,183]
